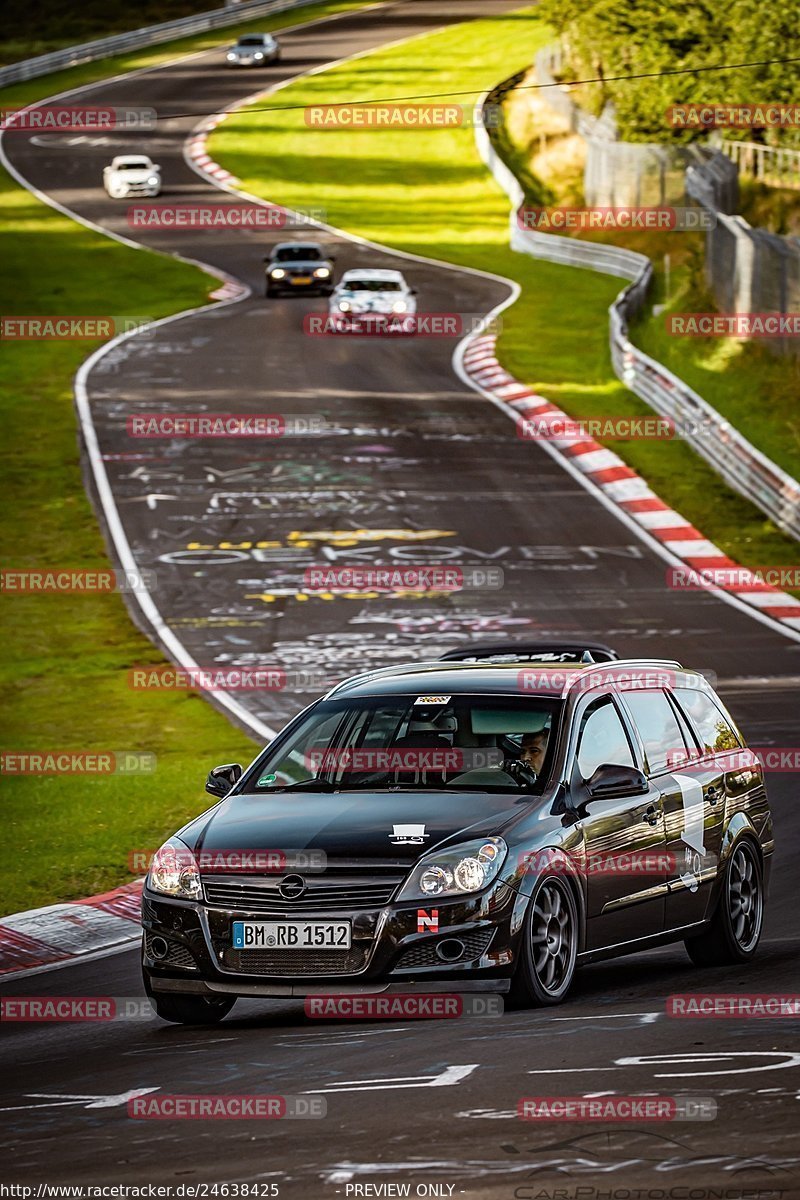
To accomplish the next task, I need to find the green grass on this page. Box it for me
[208,7,800,573]
[2,0,232,66]
[0,1,366,916]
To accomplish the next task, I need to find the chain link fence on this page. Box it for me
[474,89,800,541]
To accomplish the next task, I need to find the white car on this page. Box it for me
[103,155,161,199]
[225,33,280,67]
[328,268,418,332]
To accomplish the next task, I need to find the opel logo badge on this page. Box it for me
[278,874,306,900]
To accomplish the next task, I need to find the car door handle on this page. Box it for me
[705,786,720,805]
[644,804,660,826]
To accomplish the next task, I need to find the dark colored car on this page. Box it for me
[141,648,772,1024]
[264,241,335,296]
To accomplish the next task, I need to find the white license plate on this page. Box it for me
[232,920,351,950]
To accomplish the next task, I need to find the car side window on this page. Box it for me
[575,699,635,780]
[673,688,741,754]
[622,689,688,775]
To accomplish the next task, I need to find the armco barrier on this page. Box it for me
[0,0,323,87]
[475,91,800,543]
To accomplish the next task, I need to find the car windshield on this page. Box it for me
[118,161,149,170]
[343,279,402,291]
[274,247,322,261]
[237,36,267,46]
[244,695,561,793]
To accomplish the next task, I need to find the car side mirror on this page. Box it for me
[586,762,648,798]
[409,287,418,295]
[328,254,337,261]
[205,762,243,798]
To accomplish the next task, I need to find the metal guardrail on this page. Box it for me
[475,93,800,542]
[716,139,800,191]
[0,0,321,87]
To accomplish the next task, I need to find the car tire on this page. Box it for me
[510,873,579,1006]
[684,838,764,967]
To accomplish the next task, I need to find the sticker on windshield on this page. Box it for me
[414,695,451,705]
[257,773,277,786]
[389,823,430,845]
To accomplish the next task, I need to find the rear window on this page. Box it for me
[673,688,741,754]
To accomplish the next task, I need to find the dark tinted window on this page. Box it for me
[673,688,741,754]
[623,690,688,774]
[274,246,323,261]
[575,699,634,780]
[343,279,401,291]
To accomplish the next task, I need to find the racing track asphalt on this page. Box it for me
[1,1,799,1192]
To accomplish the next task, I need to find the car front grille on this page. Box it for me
[203,872,405,914]
[394,929,495,970]
[222,946,368,976]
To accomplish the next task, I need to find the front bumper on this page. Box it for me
[141,879,522,997]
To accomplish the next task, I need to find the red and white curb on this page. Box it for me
[186,115,241,188]
[0,882,142,977]
[462,337,800,634]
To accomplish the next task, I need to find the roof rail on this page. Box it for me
[439,641,619,665]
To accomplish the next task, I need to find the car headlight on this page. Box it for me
[313,267,331,278]
[227,52,237,60]
[147,837,202,900]
[338,300,351,312]
[147,176,159,186]
[270,268,286,279]
[392,300,408,313]
[254,52,264,59]
[396,837,507,901]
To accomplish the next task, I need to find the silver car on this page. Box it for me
[225,33,280,67]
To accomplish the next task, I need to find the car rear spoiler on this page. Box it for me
[438,641,619,665]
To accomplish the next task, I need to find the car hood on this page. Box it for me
[110,169,155,180]
[182,789,538,864]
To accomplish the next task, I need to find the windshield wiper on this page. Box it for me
[259,778,337,792]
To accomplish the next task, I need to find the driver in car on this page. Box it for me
[518,729,549,776]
